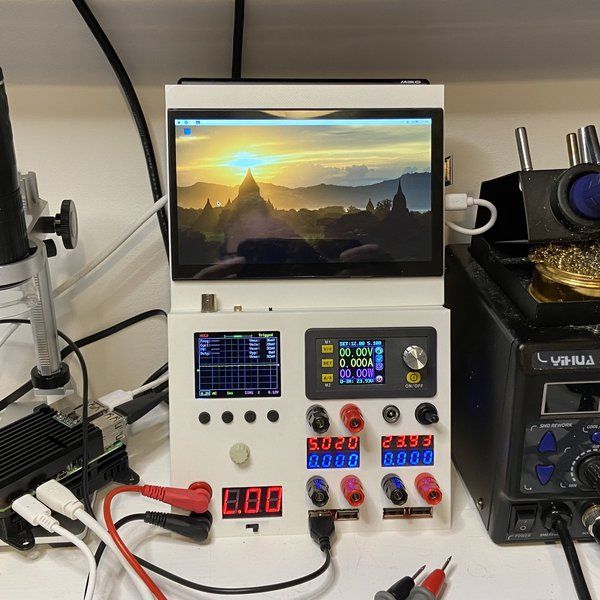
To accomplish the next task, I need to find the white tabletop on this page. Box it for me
[2,403,600,600]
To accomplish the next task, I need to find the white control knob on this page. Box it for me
[403,345,428,370]
[229,442,250,465]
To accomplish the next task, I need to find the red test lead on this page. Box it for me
[407,557,451,600]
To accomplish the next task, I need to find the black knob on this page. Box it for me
[306,405,330,434]
[43,239,57,258]
[56,199,78,249]
[306,476,329,507]
[415,402,439,426]
[578,455,600,491]
[381,474,408,506]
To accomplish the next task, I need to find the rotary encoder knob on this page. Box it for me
[403,345,428,370]
[578,454,600,491]
[229,442,250,465]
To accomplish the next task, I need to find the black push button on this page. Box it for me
[198,412,211,425]
[244,410,257,423]
[222,411,234,424]
[267,410,279,422]
[514,507,537,533]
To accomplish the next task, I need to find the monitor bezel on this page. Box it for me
[168,108,444,280]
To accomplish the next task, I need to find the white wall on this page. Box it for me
[1,0,599,409]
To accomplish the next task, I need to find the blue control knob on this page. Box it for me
[569,173,600,220]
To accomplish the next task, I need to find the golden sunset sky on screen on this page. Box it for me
[176,122,431,189]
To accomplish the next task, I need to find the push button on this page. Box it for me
[321,373,333,383]
[591,432,600,444]
[538,431,557,453]
[406,371,422,384]
[513,507,537,533]
[321,344,333,354]
[321,358,334,367]
[535,464,555,485]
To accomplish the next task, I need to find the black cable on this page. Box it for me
[70,0,169,253]
[115,389,169,424]
[96,513,332,595]
[553,518,592,600]
[0,319,94,516]
[0,309,166,411]
[138,549,331,595]
[232,0,245,79]
[140,362,168,387]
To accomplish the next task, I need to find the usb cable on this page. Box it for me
[12,494,98,600]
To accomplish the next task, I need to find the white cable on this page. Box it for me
[53,524,98,600]
[0,323,18,346]
[445,193,498,236]
[0,195,167,350]
[130,372,169,397]
[12,494,97,600]
[54,194,168,298]
[36,479,153,600]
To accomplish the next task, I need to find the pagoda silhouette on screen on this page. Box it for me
[177,168,432,270]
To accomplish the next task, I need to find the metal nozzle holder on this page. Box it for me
[578,125,600,165]
[515,127,533,171]
[567,133,582,167]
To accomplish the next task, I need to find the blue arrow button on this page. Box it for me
[538,431,558,453]
[536,464,555,485]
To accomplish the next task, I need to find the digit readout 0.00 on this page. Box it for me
[221,486,283,519]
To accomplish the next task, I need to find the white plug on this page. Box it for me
[12,494,60,532]
[36,479,84,520]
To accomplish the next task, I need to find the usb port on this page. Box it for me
[383,507,433,519]
[408,507,433,518]
[383,507,408,519]
[308,509,359,521]
[335,509,359,521]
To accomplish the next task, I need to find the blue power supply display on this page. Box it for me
[381,435,434,467]
[307,436,360,469]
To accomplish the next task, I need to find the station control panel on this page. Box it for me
[168,307,451,537]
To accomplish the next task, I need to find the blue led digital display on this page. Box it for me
[307,436,360,469]
[381,435,434,467]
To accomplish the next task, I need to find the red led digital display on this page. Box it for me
[382,435,433,449]
[307,436,359,452]
[221,486,283,519]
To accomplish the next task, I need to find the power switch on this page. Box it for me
[513,507,537,533]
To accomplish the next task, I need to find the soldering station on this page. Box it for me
[1,1,600,599]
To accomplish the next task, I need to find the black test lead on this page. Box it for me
[375,565,426,600]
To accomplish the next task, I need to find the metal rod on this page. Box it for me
[515,127,533,171]
[578,125,600,165]
[567,133,582,167]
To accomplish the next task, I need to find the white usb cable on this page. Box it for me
[35,479,153,600]
[12,494,97,600]
[445,193,498,236]
[98,372,169,411]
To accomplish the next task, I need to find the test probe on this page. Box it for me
[375,564,426,600]
[407,557,451,600]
